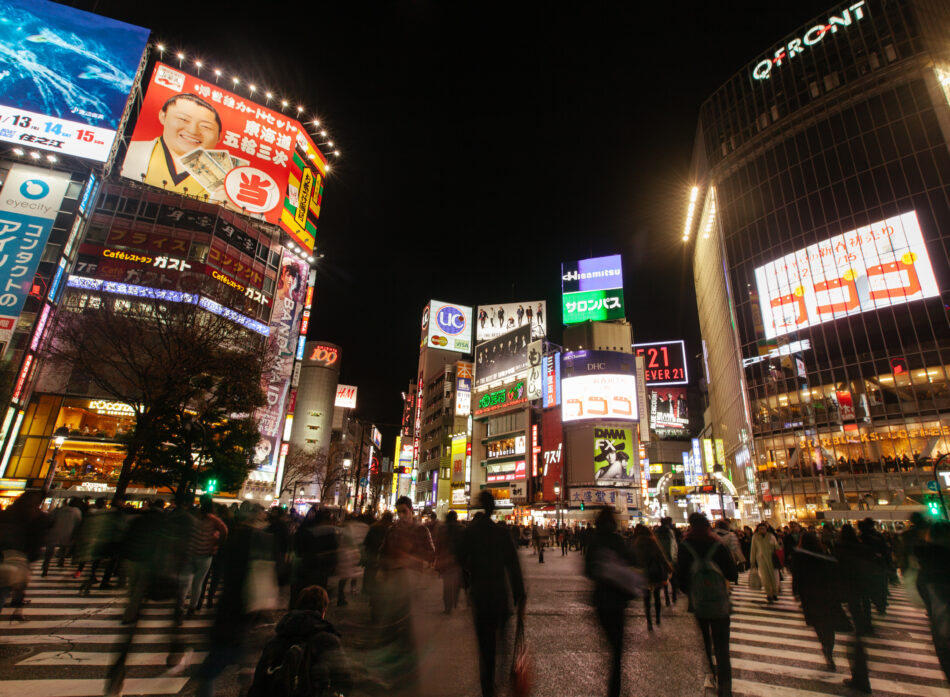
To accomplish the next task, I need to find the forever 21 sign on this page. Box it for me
[633,340,688,386]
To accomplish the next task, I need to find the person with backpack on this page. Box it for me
[248,585,352,697]
[676,512,738,697]
[584,508,640,697]
[632,524,672,631]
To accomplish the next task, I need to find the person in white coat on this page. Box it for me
[750,523,780,603]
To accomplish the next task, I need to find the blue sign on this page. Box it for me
[437,305,466,335]
[0,0,150,161]
[78,173,98,216]
[928,480,939,492]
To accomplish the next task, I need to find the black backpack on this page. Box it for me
[681,540,731,619]
[248,635,330,697]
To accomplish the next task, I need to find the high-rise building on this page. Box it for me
[687,0,950,522]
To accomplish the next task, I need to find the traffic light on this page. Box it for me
[206,478,217,494]
[580,501,585,511]
[928,497,941,517]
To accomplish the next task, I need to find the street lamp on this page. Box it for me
[42,426,71,497]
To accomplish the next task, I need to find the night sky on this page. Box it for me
[88,0,835,446]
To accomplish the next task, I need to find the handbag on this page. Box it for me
[592,548,646,598]
[748,567,762,591]
[511,612,532,697]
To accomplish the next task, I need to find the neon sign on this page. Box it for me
[752,1,867,81]
[475,380,527,415]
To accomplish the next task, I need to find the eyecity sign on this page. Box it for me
[752,1,867,81]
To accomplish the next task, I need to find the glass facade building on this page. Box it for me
[689,0,950,521]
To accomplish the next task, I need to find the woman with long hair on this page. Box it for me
[632,524,672,631]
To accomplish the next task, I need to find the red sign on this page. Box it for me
[307,344,339,366]
[120,62,325,251]
[541,407,564,501]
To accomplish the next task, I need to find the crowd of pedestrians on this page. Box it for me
[1,490,950,697]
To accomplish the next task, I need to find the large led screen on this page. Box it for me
[121,63,325,251]
[476,300,547,342]
[755,211,939,340]
[561,254,625,324]
[0,0,149,162]
[562,374,639,422]
[425,300,473,353]
[594,427,636,481]
[634,340,688,385]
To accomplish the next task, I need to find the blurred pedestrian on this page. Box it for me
[835,524,873,692]
[362,511,392,623]
[632,524,671,631]
[291,507,339,609]
[42,498,81,576]
[0,491,47,620]
[714,520,746,569]
[857,517,890,614]
[750,522,780,603]
[435,509,464,614]
[656,517,678,605]
[459,491,526,697]
[676,512,737,697]
[181,495,228,618]
[585,508,639,697]
[916,521,950,682]
[336,515,368,607]
[791,531,847,671]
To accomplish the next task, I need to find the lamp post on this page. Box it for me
[42,426,71,497]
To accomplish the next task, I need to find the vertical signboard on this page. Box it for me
[0,165,70,354]
[541,407,564,500]
[455,361,473,416]
[703,438,715,473]
[635,354,650,443]
[254,251,309,476]
[526,340,543,401]
[543,352,561,407]
[451,433,467,485]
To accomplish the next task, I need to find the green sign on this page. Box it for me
[476,380,526,415]
[562,289,625,324]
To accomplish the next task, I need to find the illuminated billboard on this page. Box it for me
[423,300,472,353]
[0,0,149,162]
[475,379,527,416]
[650,387,689,431]
[475,324,531,388]
[335,384,358,409]
[121,62,326,251]
[755,211,939,340]
[561,350,638,423]
[594,427,636,481]
[475,301,547,342]
[0,165,70,353]
[455,361,473,416]
[451,433,466,484]
[561,254,625,324]
[634,340,688,385]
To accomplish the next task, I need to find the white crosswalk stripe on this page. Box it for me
[723,570,950,697]
[0,560,214,696]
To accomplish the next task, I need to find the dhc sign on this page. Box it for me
[752,1,867,81]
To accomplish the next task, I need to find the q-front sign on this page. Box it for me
[752,1,867,81]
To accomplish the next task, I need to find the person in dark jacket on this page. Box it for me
[291,507,339,609]
[458,491,526,697]
[857,517,891,614]
[248,585,352,697]
[632,524,672,631]
[916,521,950,682]
[791,531,846,670]
[362,511,392,624]
[675,512,738,697]
[584,508,639,697]
[435,510,464,614]
[834,524,873,693]
[0,491,47,618]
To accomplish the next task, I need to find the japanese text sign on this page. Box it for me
[562,254,625,324]
[120,62,325,251]
[0,165,69,354]
[0,0,149,162]
[755,211,939,340]
[634,340,688,385]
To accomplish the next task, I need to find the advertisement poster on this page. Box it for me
[424,299,472,353]
[561,350,638,423]
[0,0,150,162]
[561,254,625,324]
[254,252,308,475]
[755,211,940,339]
[121,62,325,251]
[594,427,635,481]
[451,433,467,483]
[0,165,70,354]
[650,387,689,431]
[475,324,531,388]
[475,300,546,342]
[335,384,358,409]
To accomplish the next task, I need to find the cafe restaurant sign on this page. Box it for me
[800,425,950,449]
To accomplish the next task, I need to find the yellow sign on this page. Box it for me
[801,425,950,449]
[87,400,136,417]
[294,168,314,229]
[669,485,687,495]
[703,438,715,472]
[715,438,726,467]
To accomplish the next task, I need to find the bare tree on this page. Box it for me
[46,284,272,503]
[279,443,321,500]
[320,441,349,505]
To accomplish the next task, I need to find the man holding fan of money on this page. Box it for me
[122,93,236,200]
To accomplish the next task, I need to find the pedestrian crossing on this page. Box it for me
[715,570,950,697]
[0,562,207,697]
